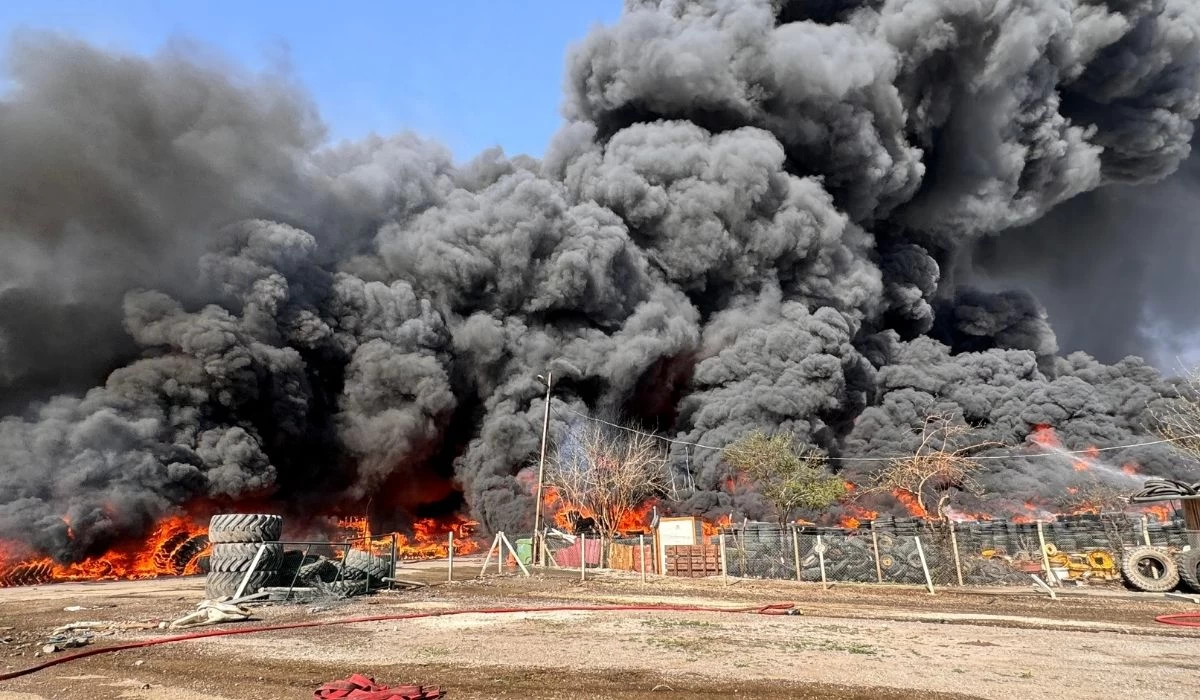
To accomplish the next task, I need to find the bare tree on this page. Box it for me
[545,420,669,542]
[1151,366,1200,465]
[722,431,845,526]
[867,413,1001,521]
[1058,482,1132,515]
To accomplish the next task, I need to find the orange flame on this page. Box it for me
[942,508,993,523]
[337,515,481,559]
[839,503,878,529]
[1140,504,1172,523]
[1029,424,1061,448]
[702,514,732,536]
[892,489,929,519]
[541,486,656,535]
[0,515,209,587]
[1122,463,1139,476]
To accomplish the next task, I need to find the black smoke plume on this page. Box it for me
[2,0,1199,561]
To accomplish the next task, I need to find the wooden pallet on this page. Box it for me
[664,545,721,578]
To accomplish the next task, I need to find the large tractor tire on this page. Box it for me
[208,543,284,573]
[278,550,323,581]
[297,558,340,583]
[204,570,276,600]
[341,549,393,583]
[1178,548,1200,593]
[1120,546,1180,592]
[207,514,283,544]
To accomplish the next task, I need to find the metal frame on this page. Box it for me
[264,534,397,602]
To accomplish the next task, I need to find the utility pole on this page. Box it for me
[531,370,553,564]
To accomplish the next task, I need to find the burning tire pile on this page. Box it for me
[0,517,210,588]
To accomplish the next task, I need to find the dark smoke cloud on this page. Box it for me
[2,0,1200,560]
[968,146,1200,368]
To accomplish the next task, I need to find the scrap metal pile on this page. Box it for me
[200,514,397,604]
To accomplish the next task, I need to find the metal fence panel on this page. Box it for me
[724,525,808,581]
[715,517,1189,588]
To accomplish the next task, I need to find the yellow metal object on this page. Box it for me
[1086,550,1114,569]
[1042,543,1059,557]
[1042,546,1120,582]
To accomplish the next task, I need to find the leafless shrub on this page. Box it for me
[545,420,668,541]
[866,413,1002,521]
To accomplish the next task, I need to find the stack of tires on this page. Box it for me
[205,514,284,600]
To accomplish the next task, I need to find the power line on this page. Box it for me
[554,407,1198,463]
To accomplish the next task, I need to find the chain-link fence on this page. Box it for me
[710,514,1196,589]
[462,514,1198,591]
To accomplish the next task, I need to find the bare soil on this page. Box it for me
[1,559,1198,699]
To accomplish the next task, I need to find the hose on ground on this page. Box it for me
[1155,612,1200,627]
[0,602,797,681]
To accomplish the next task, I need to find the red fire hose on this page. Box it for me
[1155,612,1200,627]
[0,602,796,682]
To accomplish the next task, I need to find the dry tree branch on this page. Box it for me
[1058,482,1132,515]
[545,419,669,540]
[866,413,1002,520]
[1151,366,1200,464]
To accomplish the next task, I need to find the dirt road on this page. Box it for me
[1,565,1197,699]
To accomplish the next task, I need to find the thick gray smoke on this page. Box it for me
[2,0,1199,561]
[968,147,1200,368]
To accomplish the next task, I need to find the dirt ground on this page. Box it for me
[2,559,1199,699]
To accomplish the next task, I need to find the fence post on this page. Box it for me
[948,520,964,587]
[447,532,454,583]
[1141,515,1152,547]
[1036,521,1057,586]
[720,532,728,586]
[870,521,883,583]
[478,533,499,578]
[791,526,801,582]
[639,534,647,584]
[914,536,935,595]
[580,533,587,582]
[498,532,530,577]
[390,533,398,590]
[816,534,828,589]
[497,531,504,574]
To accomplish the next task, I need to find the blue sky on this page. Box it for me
[0,0,623,160]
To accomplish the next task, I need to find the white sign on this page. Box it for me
[657,518,698,547]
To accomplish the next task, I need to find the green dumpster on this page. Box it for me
[515,538,533,564]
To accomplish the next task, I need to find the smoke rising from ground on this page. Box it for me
[2,1,1199,560]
